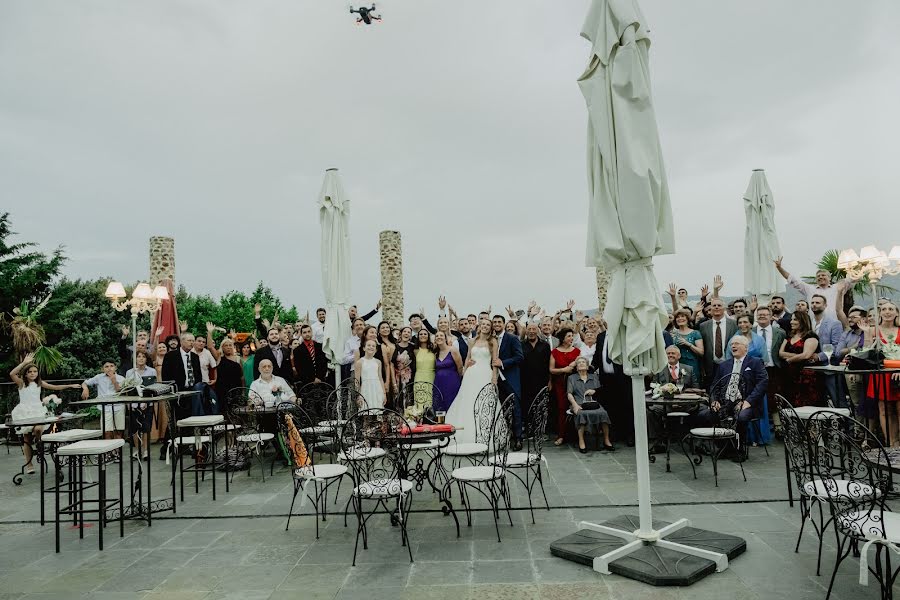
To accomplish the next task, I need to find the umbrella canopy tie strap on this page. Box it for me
[614,257,652,271]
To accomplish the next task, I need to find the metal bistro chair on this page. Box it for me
[443,383,499,468]
[226,388,277,482]
[682,375,747,487]
[776,395,833,576]
[807,411,897,600]
[341,407,414,566]
[493,387,550,523]
[280,402,348,538]
[442,394,515,543]
[330,387,382,523]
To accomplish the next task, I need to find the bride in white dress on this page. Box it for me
[445,320,498,444]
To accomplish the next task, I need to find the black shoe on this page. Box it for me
[603,444,616,452]
[513,439,523,452]
[579,447,588,454]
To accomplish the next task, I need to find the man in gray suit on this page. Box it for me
[652,346,697,389]
[753,306,786,401]
[698,297,737,387]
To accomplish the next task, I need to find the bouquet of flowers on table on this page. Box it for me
[403,403,424,425]
[649,382,678,399]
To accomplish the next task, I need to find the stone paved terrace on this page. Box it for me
[0,438,891,600]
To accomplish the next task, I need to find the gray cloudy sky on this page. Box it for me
[3,1,899,319]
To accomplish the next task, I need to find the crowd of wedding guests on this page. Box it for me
[8,254,897,474]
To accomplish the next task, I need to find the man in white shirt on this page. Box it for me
[81,360,126,438]
[753,306,785,401]
[250,359,297,407]
[339,318,366,382]
[311,308,326,345]
[775,256,854,323]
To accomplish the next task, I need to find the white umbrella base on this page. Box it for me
[550,515,746,586]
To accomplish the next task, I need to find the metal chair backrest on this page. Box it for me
[807,411,893,539]
[708,373,749,426]
[276,402,317,469]
[340,407,408,494]
[225,387,266,438]
[296,382,335,422]
[398,381,443,421]
[490,394,516,469]
[524,387,550,459]
[473,383,500,445]
[775,394,814,491]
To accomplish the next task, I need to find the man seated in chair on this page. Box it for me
[700,336,768,461]
[646,346,698,450]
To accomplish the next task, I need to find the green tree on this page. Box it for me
[0,212,66,373]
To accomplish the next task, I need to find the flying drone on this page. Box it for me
[350,4,382,25]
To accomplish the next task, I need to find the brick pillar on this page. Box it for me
[379,231,404,328]
[149,236,175,286]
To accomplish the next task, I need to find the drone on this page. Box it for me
[350,4,382,25]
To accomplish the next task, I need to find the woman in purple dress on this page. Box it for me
[433,331,463,412]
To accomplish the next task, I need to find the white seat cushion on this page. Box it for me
[444,442,489,457]
[299,425,332,435]
[41,429,102,443]
[493,452,539,467]
[338,447,387,461]
[318,419,347,428]
[177,416,225,427]
[353,478,413,498]
[57,439,125,456]
[213,423,241,432]
[690,427,737,438]
[294,464,348,480]
[795,407,851,420]
[803,478,880,499]
[452,465,505,482]
[402,439,440,450]
[667,412,691,418]
[836,509,900,541]
[237,433,275,444]
[172,436,212,445]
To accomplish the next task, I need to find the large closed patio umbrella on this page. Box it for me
[743,169,782,303]
[319,168,352,389]
[575,0,731,577]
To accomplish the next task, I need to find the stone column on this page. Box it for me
[149,236,175,286]
[379,231,404,328]
[595,267,610,315]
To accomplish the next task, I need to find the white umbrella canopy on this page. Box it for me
[579,0,672,378]
[743,169,782,300]
[319,168,352,378]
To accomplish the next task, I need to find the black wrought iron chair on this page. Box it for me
[341,407,414,566]
[279,402,348,538]
[682,375,747,487]
[443,383,499,468]
[225,388,276,481]
[494,386,550,523]
[807,410,897,600]
[442,394,515,543]
[296,382,335,422]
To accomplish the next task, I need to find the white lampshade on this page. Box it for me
[837,249,859,269]
[859,245,882,262]
[888,246,900,262]
[151,285,169,300]
[104,281,126,299]
[132,283,152,300]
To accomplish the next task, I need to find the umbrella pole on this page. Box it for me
[577,377,731,575]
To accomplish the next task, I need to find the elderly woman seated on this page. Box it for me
[250,358,297,407]
[566,356,614,453]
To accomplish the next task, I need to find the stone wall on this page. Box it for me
[379,231,404,328]
[149,236,175,286]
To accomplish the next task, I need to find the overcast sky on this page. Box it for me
[3,0,899,319]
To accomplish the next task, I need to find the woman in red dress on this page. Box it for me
[550,328,580,447]
[867,302,900,446]
[778,311,821,408]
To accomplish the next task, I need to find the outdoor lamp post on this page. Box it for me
[838,246,900,350]
[104,280,169,373]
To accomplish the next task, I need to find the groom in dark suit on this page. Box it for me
[492,315,524,449]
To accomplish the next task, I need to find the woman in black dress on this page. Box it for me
[215,338,245,414]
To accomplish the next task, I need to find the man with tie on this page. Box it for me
[161,332,206,416]
[591,329,635,447]
[652,346,696,388]
[491,315,525,450]
[293,324,329,386]
[253,327,295,382]
[753,307,785,402]
[698,298,737,387]
[705,337,768,460]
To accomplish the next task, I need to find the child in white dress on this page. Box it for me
[355,340,387,409]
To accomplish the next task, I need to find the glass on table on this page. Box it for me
[823,344,834,364]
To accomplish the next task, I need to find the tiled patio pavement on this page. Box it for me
[0,439,892,599]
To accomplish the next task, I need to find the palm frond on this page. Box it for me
[32,345,64,374]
